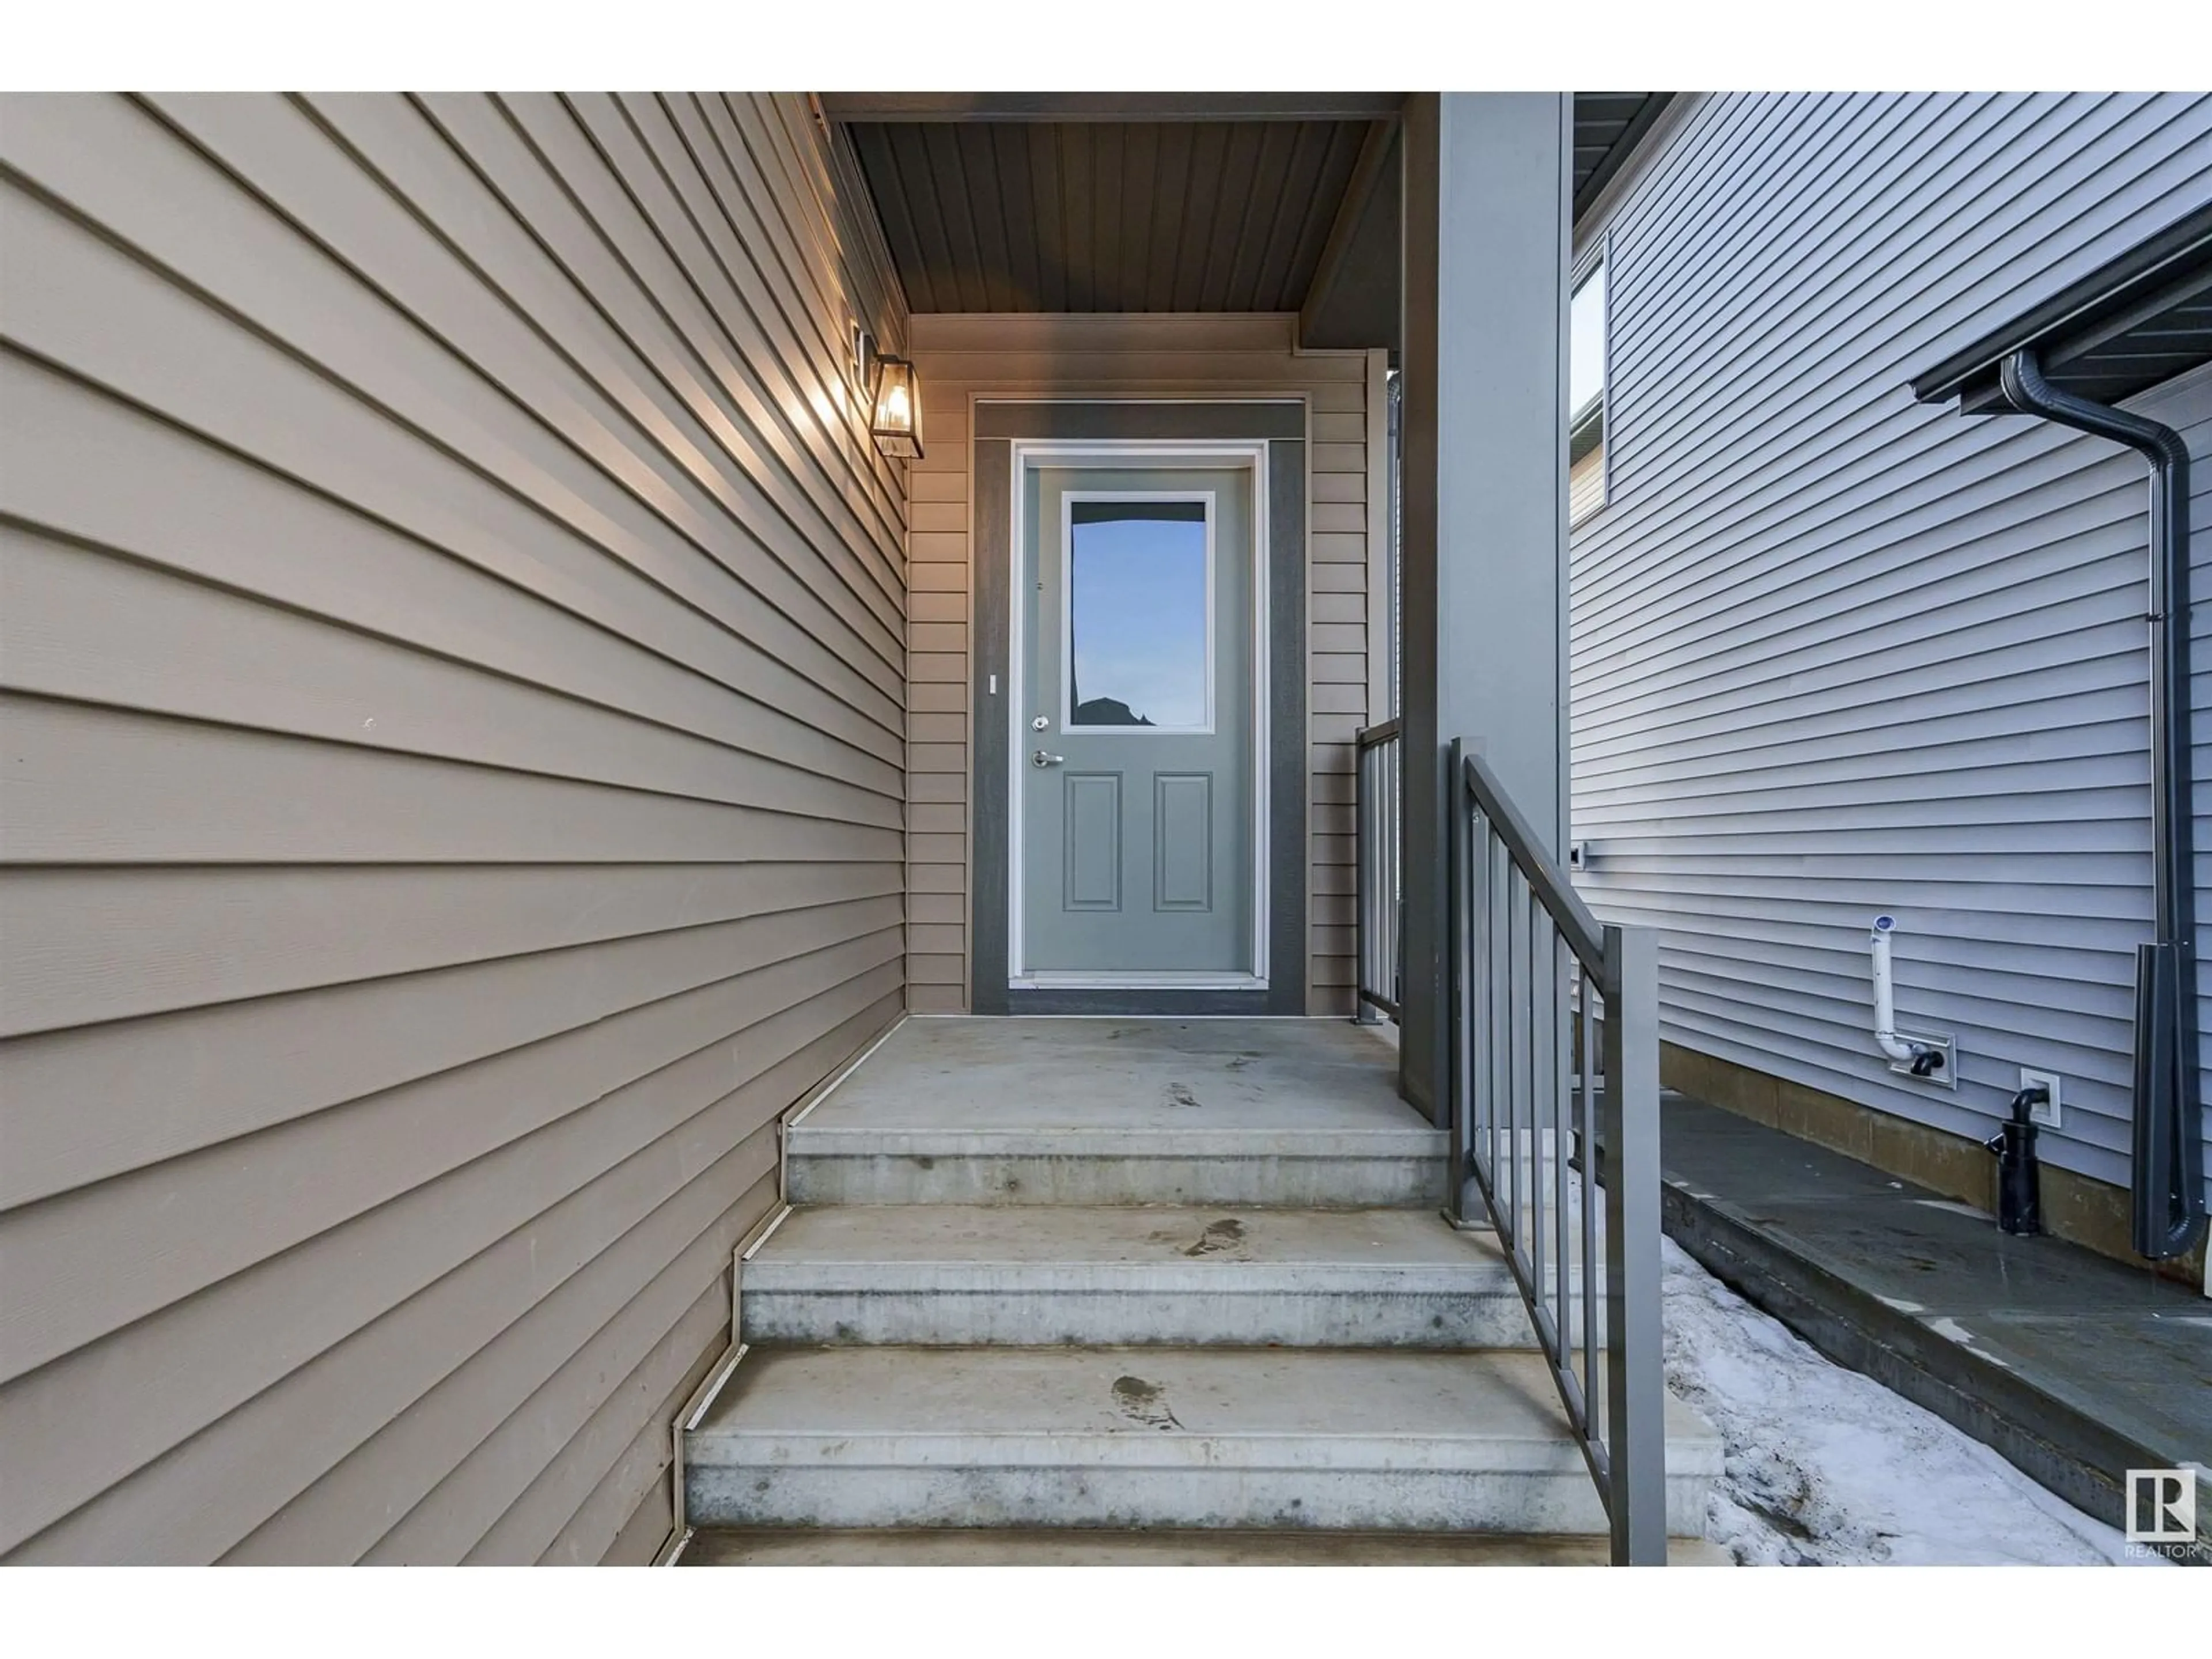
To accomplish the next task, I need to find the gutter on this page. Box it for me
[1910,201,2212,413]
[1998,347,2204,1261]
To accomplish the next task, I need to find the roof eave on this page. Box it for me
[1909,198,2212,411]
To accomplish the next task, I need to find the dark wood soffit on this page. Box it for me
[846,118,1372,313]
[819,92,1408,123]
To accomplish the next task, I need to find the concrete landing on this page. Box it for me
[683,1528,1736,1566]
[1659,1092,2212,1552]
[809,1018,1420,1132]
[787,1018,1446,1207]
[741,1206,1536,1348]
[684,1345,1722,1537]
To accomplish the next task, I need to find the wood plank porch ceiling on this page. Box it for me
[825,94,1674,317]
[842,118,1371,313]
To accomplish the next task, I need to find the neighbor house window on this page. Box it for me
[1569,253,1608,524]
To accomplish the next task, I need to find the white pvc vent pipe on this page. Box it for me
[1868,915,1924,1066]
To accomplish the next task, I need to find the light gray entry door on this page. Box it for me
[1020,464,1255,978]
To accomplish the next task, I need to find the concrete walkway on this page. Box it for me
[1657,1092,2211,1554]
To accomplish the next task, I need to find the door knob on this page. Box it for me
[1031,749,1064,768]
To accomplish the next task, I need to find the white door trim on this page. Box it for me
[1006,438,1271,991]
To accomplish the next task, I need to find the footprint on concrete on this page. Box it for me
[1165,1082,1200,1108]
[1182,1218,1247,1258]
[1111,1374,1184,1431]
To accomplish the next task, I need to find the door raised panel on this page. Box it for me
[1153,773,1214,912]
[1062,772,1122,912]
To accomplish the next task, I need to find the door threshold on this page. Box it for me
[1010,972,1269,991]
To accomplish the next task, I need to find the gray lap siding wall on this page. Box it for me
[1570,91,2212,1211]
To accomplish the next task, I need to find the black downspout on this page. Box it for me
[1999,347,2205,1261]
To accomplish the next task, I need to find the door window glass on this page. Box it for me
[1066,499,1210,729]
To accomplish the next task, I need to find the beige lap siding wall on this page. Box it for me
[0,93,907,1563]
[903,314,1378,1014]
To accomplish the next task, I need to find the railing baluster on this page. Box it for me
[1371,748,1383,1001]
[1454,779,1478,1226]
[1369,746,1381,1003]
[1581,975,1600,1446]
[1383,752,1393,1002]
[1516,875,1531,1255]
[1489,837,1509,1241]
[1479,828,1494,1212]
[1503,865,1519,1247]
[1352,721,1404,1024]
[1554,931,1571,1366]
[1355,743,1370,1015]
[1474,813,1491,1179]
[1514,882,1528,1278]
[1387,744,1397,1004]
[1529,891,1547,1306]
[1372,747,1380,987]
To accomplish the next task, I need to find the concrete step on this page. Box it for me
[684,1346,1721,1536]
[784,1122,1448,1209]
[787,1016,1446,1208]
[741,1206,1539,1349]
[783,1132,1447,1207]
[683,1528,1736,1566]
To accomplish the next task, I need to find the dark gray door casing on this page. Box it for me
[971,402,1309,1016]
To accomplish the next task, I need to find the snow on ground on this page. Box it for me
[1661,1237,2161,1566]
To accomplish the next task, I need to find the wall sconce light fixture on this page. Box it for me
[869,355,923,460]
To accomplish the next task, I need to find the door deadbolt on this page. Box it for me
[1031,749,1064,768]
[1031,715,1051,731]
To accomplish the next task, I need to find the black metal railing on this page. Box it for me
[1353,718,1403,1023]
[1448,738,1667,1565]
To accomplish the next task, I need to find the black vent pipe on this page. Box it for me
[1999,347,2203,1260]
[1986,1085,2047,1237]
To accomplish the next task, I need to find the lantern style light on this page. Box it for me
[869,355,923,460]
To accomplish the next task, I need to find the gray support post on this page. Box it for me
[1601,923,1666,1565]
[1398,93,1573,1121]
